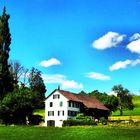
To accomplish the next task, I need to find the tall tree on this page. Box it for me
[112,84,134,116]
[0,7,14,98]
[28,67,46,108]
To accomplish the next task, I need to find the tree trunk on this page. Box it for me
[120,109,123,116]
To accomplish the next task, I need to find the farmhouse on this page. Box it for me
[45,89,109,127]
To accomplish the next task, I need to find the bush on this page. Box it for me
[63,119,96,126]
[99,117,108,125]
[28,115,43,125]
[76,113,92,120]
[63,113,96,126]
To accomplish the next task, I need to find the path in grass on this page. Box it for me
[0,126,140,140]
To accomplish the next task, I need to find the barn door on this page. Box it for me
[47,120,55,126]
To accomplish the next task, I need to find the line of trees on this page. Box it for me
[0,7,46,125]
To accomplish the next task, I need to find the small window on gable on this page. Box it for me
[60,101,63,107]
[53,94,60,99]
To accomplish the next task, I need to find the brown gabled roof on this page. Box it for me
[57,90,109,111]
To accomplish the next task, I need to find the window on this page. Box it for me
[68,110,78,116]
[53,94,60,99]
[76,102,79,108]
[63,111,64,116]
[68,101,79,108]
[48,111,54,116]
[50,102,53,107]
[72,102,75,107]
[68,101,71,107]
[58,111,60,116]
[58,110,64,116]
[60,101,63,107]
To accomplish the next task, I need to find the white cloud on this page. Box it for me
[39,58,61,68]
[85,72,111,80]
[109,60,132,71]
[42,74,83,89]
[129,33,140,41]
[42,74,65,83]
[109,59,140,71]
[127,39,140,54]
[131,59,140,66]
[92,32,126,50]
[61,80,83,89]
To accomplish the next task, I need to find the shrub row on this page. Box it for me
[63,119,97,126]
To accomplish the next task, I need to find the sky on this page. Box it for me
[0,0,140,95]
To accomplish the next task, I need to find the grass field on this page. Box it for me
[0,126,140,140]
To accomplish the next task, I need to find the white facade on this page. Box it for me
[45,90,80,127]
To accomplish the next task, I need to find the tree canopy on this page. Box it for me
[0,86,37,125]
[112,84,134,116]
[28,67,46,109]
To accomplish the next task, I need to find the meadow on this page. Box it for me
[0,126,140,140]
[110,96,140,121]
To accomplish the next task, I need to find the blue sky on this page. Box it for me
[0,0,140,95]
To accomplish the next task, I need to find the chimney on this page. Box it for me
[58,85,60,90]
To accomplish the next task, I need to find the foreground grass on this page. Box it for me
[0,126,140,140]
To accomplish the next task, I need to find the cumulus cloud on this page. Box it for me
[109,60,132,71]
[129,33,140,41]
[109,59,140,71]
[92,32,126,50]
[131,59,140,66]
[39,58,61,68]
[61,80,83,89]
[42,74,65,83]
[127,39,140,54]
[42,74,83,89]
[126,33,140,54]
[85,72,111,80]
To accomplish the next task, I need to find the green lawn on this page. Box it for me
[0,126,140,140]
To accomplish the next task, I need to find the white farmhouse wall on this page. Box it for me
[45,91,68,127]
